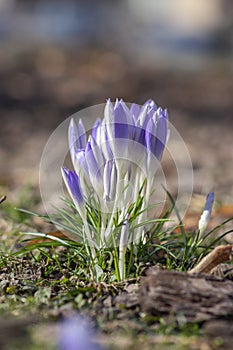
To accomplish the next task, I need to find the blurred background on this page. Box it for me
[0,0,232,206]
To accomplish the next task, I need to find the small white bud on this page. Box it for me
[198,192,214,235]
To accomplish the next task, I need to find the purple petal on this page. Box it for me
[109,161,117,199]
[118,99,131,123]
[104,99,114,141]
[137,100,157,130]
[154,113,168,159]
[68,119,78,162]
[114,122,128,139]
[104,99,114,125]
[75,149,89,177]
[133,103,155,147]
[145,118,157,154]
[68,119,86,162]
[103,160,112,201]
[103,127,113,160]
[103,160,117,201]
[78,119,86,149]
[90,136,105,171]
[134,125,146,146]
[95,121,113,161]
[204,192,215,212]
[130,103,141,121]
[134,106,150,146]
[137,104,150,129]
[114,98,119,109]
[61,167,84,205]
[143,99,157,111]
[119,99,134,138]
[145,108,168,159]
[85,140,101,179]
[114,102,129,139]
[92,118,101,140]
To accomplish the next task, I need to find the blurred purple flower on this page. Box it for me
[58,316,101,350]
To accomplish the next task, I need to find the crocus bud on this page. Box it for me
[198,192,214,236]
[61,167,85,217]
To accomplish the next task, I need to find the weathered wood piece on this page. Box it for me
[189,245,232,274]
[140,267,233,323]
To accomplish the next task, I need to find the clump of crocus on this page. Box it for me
[62,99,168,280]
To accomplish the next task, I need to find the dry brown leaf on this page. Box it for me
[26,230,70,245]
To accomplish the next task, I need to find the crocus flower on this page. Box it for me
[198,192,215,236]
[62,99,169,278]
